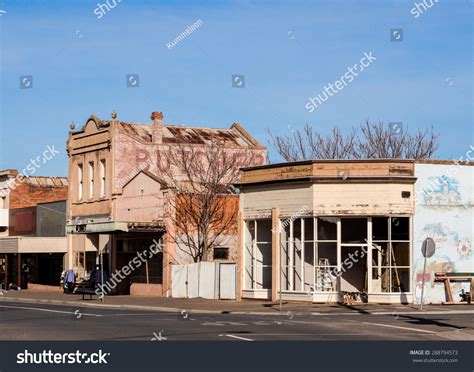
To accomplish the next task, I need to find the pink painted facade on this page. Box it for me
[66,111,266,297]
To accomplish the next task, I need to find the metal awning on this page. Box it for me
[66,221,165,234]
[66,221,129,234]
[0,236,67,254]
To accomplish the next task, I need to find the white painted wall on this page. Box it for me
[413,163,474,304]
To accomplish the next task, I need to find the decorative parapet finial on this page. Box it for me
[69,121,75,131]
[111,110,117,119]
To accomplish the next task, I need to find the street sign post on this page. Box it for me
[100,249,104,303]
[279,221,282,312]
[420,237,436,310]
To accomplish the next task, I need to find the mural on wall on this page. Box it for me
[413,164,473,304]
[422,175,462,207]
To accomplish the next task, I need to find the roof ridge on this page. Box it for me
[164,124,231,131]
[27,175,68,179]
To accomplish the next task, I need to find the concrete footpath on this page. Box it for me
[1,289,473,316]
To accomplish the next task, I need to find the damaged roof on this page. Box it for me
[24,176,68,187]
[80,116,264,149]
[0,171,68,188]
[118,122,263,148]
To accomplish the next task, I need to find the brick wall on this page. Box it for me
[9,182,68,209]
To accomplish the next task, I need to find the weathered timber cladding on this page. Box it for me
[239,160,416,219]
[240,160,414,184]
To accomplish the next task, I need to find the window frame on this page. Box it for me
[77,163,83,201]
[88,161,95,200]
[99,159,106,198]
[281,217,338,293]
[371,216,411,293]
[243,219,272,291]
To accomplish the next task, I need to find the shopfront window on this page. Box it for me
[282,217,338,292]
[243,215,410,296]
[244,220,272,290]
[124,238,163,284]
[371,217,410,293]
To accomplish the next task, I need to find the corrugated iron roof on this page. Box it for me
[112,121,262,148]
[24,176,68,187]
[74,115,264,149]
[0,171,68,188]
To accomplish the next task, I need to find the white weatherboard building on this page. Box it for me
[237,159,473,304]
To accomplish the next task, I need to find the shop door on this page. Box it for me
[340,218,368,293]
[340,244,368,292]
[115,253,134,295]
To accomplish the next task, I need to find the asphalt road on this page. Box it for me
[0,300,472,341]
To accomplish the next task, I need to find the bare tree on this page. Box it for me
[161,143,256,263]
[357,121,438,159]
[267,120,438,161]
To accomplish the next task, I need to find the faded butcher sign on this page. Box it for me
[135,148,265,173]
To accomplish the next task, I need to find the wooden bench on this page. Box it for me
[434,272,473,304]
[73,282,96,300]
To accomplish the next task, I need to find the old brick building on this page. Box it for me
[0,169,68,289]
[66,111,266,296]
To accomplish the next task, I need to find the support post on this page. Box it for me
[271,208,280,305]
[100,249,104,303]
[5,254,8,289]
[17,253,21,287]
[236,211,244,301]
[420,255,427,310]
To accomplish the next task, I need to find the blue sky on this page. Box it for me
[0,0,472,176]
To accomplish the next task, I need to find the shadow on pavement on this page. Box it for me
[399,314,464,330]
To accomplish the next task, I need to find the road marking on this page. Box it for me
[246,333,361,336]
[203,321,246,326]
[105,313,175,316]
[371,310,474,315]
[0,304,102,317]
[219,334,254,341]
[361,321,437,334]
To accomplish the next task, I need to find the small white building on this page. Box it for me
[236,159,473,304]
[237,160,415,304]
